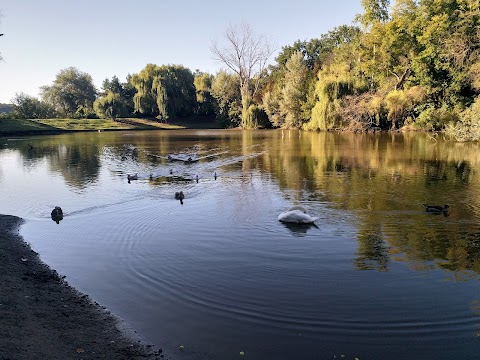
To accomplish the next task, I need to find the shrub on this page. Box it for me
[445,97,480,141]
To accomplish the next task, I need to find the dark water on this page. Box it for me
[1,130,480,360]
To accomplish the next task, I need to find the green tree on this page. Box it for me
[12,93,56,119]
[210,71,242,127]
[98,75,135,118]
[275,26,361,71]
[357,0,391,28]
[40,67,97,118]
[101,75,123,96]
[194,71,215,116]
[445,96,480,141]
[122,74,137,116]
[130,64,160,117]
[93,91,128,120]
[130,64,196,120]
[268,25,362,129]
[279,51,309,128]
[307,63,360,131]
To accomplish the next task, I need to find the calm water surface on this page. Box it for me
[1,130,480,360]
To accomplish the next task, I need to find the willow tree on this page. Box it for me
[130,64,161,117]
[211,23,274,128]
[194,72,215,116]
[307,63,358,131]
[130,64,196,120]
[93,91,128,120]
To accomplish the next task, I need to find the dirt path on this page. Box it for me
[0,214,167,360]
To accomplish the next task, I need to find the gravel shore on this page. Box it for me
[0,214,167,360]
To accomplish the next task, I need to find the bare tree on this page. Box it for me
[211,23,274,127]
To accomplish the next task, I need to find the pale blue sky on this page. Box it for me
[0,0,363,103]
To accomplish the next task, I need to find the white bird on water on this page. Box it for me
[278,205,319,224]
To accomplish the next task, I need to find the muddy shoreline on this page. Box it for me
[0,214,167,360]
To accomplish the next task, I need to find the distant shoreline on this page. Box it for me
[0,214,165,359]
[0,116,221,136]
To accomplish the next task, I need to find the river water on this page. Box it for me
[1,129,480,360]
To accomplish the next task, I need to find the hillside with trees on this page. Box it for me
[3,0,479,140]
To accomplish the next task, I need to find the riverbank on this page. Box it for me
[0,116,219,136]
[0,214,166,360]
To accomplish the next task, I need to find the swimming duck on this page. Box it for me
[422,204,449,214]
[51,206,63,217]
[175,191,185,204]
[127,174,138,183]
[278,205,319,224]
[51,206,63,224]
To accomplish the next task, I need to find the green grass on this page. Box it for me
[0,119,63,135]
[0,115,219,136]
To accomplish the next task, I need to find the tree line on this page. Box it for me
[6,0,480,139]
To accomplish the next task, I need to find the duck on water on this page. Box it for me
[422,204,450,216]
[127,174,138,183]
[175,191,185,205]
[51,206,63,224]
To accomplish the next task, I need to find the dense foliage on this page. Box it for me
[40,67,97,118]
[265,0,479,136]
[5,0,480,140]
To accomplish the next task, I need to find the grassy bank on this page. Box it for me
[0,115,219,136]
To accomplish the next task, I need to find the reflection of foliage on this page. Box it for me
[18,135,101,189]
[264,130,480,275]
[439,232,480,274]
[354,232,390,271]
[387,227,480,276]
[56,144,101,188]
[15,130,480,276]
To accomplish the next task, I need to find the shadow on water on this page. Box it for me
[281,222,319,237]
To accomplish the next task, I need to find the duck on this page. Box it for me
[422,204,449,215]
[51,206,63,217]
[278,205,319,224]
[127,173,138,183]
[51,206,63,224]
[175,191,185,204]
